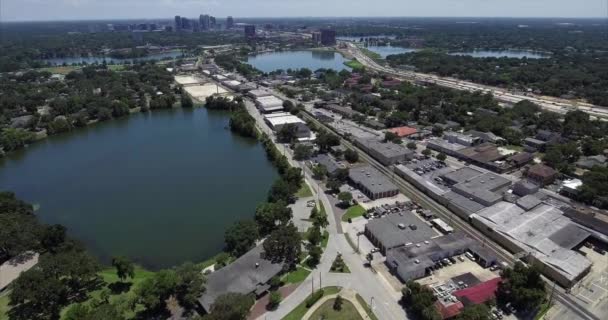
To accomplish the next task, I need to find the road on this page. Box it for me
[244,100,409,320]
[297,110,601,320]
[339,41,608,120]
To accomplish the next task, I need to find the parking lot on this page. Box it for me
[571,246,608,316]
[417,255,500,287]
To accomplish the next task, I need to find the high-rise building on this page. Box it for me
[210,16,217,28]
[174,15,182,31]
[226,16,234,29]
[244,25,256,38]
[199,14,210,30]
[320,29,336,46]
[312,31,322,44]
[181,17,190,30]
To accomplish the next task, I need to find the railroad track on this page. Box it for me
[301,111,600,320]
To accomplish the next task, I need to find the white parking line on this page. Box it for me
[591,282,608,292]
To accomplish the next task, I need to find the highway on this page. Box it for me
[299,110,600,320]
[339,42,608,120]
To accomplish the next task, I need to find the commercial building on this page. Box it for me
[312,31,322,44]
[226,16,234,29]
[388,126,418,138]
[471,202,593,287]
[255,95,284,113]
[385,233,496,282]
[311,154,345,177]
[248,89,272,99]
[355,138,415,166]
[174,16,182,31]
[526,164,557,186]
[349,165,399,200]
[244,25,256,38]
[365,212,438,254]
[320,29,337,46]
[199,14,210,30]
[197,245,283,312]
[264,114,314,142]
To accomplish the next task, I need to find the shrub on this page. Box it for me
[305,289,325,308]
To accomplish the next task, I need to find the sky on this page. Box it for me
[1,0,607,22]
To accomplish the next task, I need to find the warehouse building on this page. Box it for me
[471,202,594,288]
[365,212,438,254]
[255,95,284,113]
[263,113,314,142]
[355,138,415,166]
[385,233,497,282]
[349,165,399,200]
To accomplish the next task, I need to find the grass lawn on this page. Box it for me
[282,286,341,320]
[341,205,366,222]
[356,294,379,320]
[39,66,80,74]
[504,144,524,152]
[534,302,552,320]
[282,266,311,284]
[321,231,330,249]
[309,299,364,320]
[0,292,9,320]
[344,59,365,70]
[60,265,155,319]
[360,48,383,60]
[296,183,313,198]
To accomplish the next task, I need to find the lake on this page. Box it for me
[337,35,397,41]
[247,50,350,73]
[42,51,185,66]
[449,50,550,59]
[0,108,278,269]
[365,45,418,58]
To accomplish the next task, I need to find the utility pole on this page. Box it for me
[320,272,322,288]
[312,277,314,294]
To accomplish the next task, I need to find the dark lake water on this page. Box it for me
[42,51,184,66]
[0,108,278,269]
[449,50,550,59]
[247,50,350,73]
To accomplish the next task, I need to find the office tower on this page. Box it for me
[174,15,181,31]
[226,16,234,29]
[244,25,256,38]
[320,29,337,46]
[199,14,210,30]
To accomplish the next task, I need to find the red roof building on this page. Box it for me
[453,277,501,306]
[435,300,464,319]
[388,126,418,137]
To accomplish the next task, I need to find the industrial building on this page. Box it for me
[349,165,399,200]
[385,233,497,282]
[263,113,314,142]
[355,138,415,166]
[255,95,284,113]
[311,154,345,177]
[365,212,439,254]
[471,202,595,288]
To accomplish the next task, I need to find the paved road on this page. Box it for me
[340,42,608,120]
[298,110,601,320]
[243,100,409,320]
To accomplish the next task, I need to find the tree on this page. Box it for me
[0,128,35,152]
[0,191,34,215]
[402,281,440,320]
[436,153,447,162]
[307,226,322,246]
[496,262,546,313]
[543,142,581,174]
[225,220,259,257]
[294,144,313,160]
[456,304,491,320]
[333,295,344,311]
[312,164,328,180]
[181,93,194,108]
[406,142,417,150]
[134,269,178,312]
[578,166,608,207]
[263,222,301,266]
[431,125,444,137]
[174,262,206,309]
[254,201,292,235]
[111,256,135,283]
[384,132,402,144]
[312,209,329,229]
[422,148,432,157]
[330,254,347,272]
[47,117,73,134]
[204,292,254,320]
[110,101,130,118]
[282,100,295,112]
[338,192,352,206]
[344,149,359,163]
[326,179,342,193]
[277,124,298,143]
[307,245,322,268]
[316,130,340,152]
[268,178,298,203]
[267,291,282,310]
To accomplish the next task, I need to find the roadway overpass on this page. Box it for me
[339,41,608,120]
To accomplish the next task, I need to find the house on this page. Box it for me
[197,245,284,312]
[526,164,557,186]
[523,137,547,152]
[576,155,607,170]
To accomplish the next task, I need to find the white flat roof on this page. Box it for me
[265,115,305,127]
[264,112,292,118]
[174,75,203,85]
[223,80,242,87]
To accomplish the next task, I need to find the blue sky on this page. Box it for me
[2,0,607,21]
